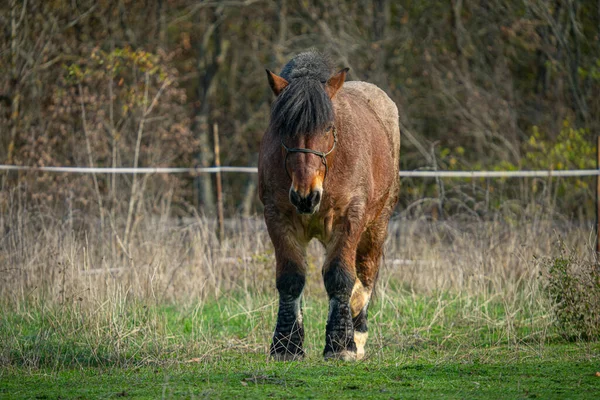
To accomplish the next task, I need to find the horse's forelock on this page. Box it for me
[269,51,335,137]
[269,77,334,138]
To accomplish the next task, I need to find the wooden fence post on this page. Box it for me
[596,135,600,257]
[213,123,224,243]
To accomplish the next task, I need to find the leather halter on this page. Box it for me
[281,126,338,181]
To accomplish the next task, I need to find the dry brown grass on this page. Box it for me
[1,187,594,309]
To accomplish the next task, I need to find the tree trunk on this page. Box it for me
[7,0,21,164]
[371,0,388,88]
[191,8,224,216]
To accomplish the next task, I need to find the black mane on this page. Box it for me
[269,51,334,137]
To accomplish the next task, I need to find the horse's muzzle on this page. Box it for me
[290,188,322,215]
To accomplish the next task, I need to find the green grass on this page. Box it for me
[2,289,600,399]
[2,357,599,399]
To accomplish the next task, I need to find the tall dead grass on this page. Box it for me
[1,182,594,309]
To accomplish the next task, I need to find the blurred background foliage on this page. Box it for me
[1,0,599,220]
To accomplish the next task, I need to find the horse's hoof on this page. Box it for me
[270,351,304,362]
[323,350,357,361]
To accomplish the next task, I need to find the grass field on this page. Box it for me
[2,293,599,399]
[1,210,599,398]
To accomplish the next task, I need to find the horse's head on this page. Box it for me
[266,67,348,215]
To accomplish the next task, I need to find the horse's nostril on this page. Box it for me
[290,190,302,207]
[311,190,322,207]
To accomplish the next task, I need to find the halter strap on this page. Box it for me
[281,126,338,181]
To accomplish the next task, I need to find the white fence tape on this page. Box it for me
[0,165,258,174]
[398,169,600,178]
[0,164,599,178]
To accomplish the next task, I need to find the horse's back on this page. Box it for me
[340,81,400,165]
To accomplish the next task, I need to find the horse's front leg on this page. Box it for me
[271,258,306,361]
[322,200,369,360]
[323,251,357,360]
[266,218,307,361]
[322,205,368,361]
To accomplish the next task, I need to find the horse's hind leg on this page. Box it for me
[350,280,372,360]
[351,217,389,359]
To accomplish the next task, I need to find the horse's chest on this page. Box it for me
[298,212,334,243]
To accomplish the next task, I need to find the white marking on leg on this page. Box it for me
[354,331,368,360]
[350,280,371,318]
[294,294,303,324]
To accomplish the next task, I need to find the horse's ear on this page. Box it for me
[326,68,349,98]
[266,69,289,96]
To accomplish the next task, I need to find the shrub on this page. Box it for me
[415,120,597,220]
[542,246,600,341]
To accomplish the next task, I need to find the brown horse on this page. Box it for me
[259,51,400,361]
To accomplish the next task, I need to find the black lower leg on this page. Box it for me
[270,270,305,359]
[353,307,368,334]
[323,258,356,356]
